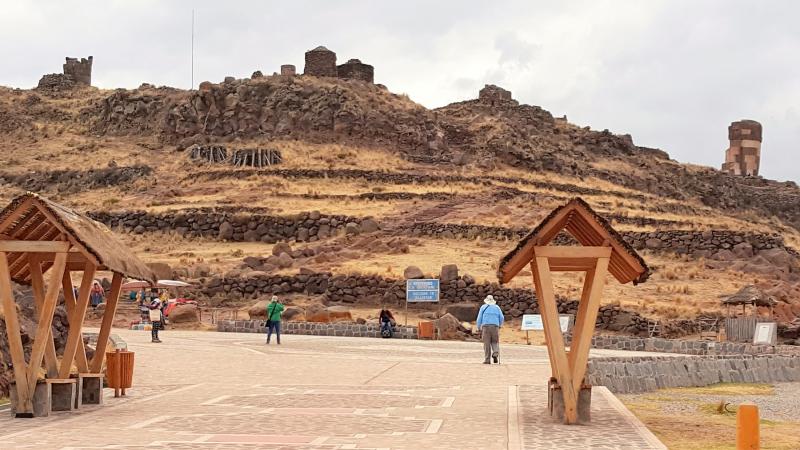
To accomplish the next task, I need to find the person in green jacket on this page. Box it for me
[266,296,285,345]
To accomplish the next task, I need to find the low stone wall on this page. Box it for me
[404,223,795,257]
[200,272,663,335]
[216,319,418,339]
[89,209,376,243]
[581,335,800,356]
[587,355,800,394]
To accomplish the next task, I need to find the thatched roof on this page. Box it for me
[0,193,155,284]
[498,197,649,285]
[722,285,776,307]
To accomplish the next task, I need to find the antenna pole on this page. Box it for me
[191,9,195,90]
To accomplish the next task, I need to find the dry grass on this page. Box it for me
[623,384,800,450]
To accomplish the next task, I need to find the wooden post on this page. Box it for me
[90,272,123,373]
[25,252,67,393]
[567,257,609,394]
[27,254,59,378]
[532,256,578,424]
[0,252,34,415]
[58,262,96,378]
[61,271,89,372]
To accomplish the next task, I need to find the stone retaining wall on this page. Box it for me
[405,222,795,256]
[587,355,800,394]
[89,209,376,243]
[216,319,417,339]
[577,335,800,356]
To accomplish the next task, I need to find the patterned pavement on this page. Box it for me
[0,330,666,449]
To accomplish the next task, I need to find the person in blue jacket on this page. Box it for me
[476,295,504,364]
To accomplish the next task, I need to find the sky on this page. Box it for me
[1,0,798,182]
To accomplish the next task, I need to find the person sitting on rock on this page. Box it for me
[379,308,396,338]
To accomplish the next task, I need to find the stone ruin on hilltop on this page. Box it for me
[303,46,375,83]
[722,119,762,177]
[479,84,518,107]
[36,56,93,90]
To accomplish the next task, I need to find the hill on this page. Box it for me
[1,72,799,341]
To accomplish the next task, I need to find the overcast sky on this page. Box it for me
[2,0,798,181]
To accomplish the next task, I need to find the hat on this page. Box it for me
[483,295,496,305]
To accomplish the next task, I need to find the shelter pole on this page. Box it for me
[405,299,408,326]
[25,252,67,394]
[568,257,609,394]
[27,254,59,378]
[533,256,578,424]
[531,261,556,378]
[61,271,89,372]
[0,252,33,414]
[90,272,123,373]
[59,262,96,378]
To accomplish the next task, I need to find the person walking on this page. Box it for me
[476,295,504,364]
[266,296,285,345]
[149,298,164,343]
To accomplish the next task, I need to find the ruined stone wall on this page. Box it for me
[722,120,762,176]
[280,64,296,76]
[337,59,374,83]
[303,46,337,77]
[574,335,800,356]
[216,320,418,339]
[63,56,93,85]
[478,84,516,106]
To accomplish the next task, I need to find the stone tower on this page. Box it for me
[722,120,762,176]
[63,56,93,85]
[280,64,296,76]
[337,59,374,83]
[303,46,337,77]
[478,84,516,106]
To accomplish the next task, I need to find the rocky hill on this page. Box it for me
[1,71,799,346]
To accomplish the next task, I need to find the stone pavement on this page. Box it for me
[0,330,666,449]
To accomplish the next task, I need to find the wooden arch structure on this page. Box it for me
[498,198,649,424]
[0,193,155,417]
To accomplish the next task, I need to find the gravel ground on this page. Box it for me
[622,382,800,422]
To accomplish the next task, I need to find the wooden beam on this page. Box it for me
[533,246,612,259]
[568,257,609,396]
[531,261,557,378]
[571,208,646,275]
[29,203,102,268]
[534,256,579,424]
[37,252,92,264]
[0,197,33,232]
[59,262,96,378]
[90,272,122,373]
[0,251,34,414]
[61,271,89,372]
[25,252,67,395]
[0,240,70,253]
[27,254,59,378]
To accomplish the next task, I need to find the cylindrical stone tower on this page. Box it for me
[336,59,374,83]
[280,64,296,76]
[722,120,762,176]
[303,46,337,77]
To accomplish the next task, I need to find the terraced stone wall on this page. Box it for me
[216,319,417,339]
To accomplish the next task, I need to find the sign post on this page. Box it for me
[521,314,573,345]
[405,279,440,326]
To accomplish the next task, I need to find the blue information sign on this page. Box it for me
[406,279,440,302]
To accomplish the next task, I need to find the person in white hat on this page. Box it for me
[476,295,504,364]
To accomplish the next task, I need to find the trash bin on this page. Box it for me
[106,349,134,397]
[418,321,435,339]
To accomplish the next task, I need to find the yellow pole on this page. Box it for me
[736,404,759,450]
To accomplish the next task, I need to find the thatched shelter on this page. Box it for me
[497,198,648,425]
[723,285,776,318]
[0,193,155,417]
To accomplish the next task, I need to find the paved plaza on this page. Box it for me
[0,330,666,449]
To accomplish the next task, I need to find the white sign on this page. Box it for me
[521,314,572,333]
[753,322,777,345]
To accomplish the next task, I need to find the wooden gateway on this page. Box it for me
[497,198,649,425]
[0,193,155,417]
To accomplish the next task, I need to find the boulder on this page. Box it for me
[168,304,200,323]
[307,306,353,323]
[282,306,304,321]
[345,222,360,235]
[277,252,294,268]
[732,242,754,259]
[242,256,263,269]
[445,302,481,322]
[758,248,794,269]
[404,266,424,279]
[247,300,269,319]
[440,264,459,283]
[218,222,234,240]
[147,262,172,280]
[360,219,380,233]
[644,238,662,249]
[272,242,292,256]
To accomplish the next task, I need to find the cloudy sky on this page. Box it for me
[2,0,798,181]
